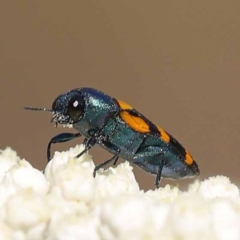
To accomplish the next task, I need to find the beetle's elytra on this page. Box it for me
[25,87,200,188]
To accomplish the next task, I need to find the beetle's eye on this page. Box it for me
[67,92,85,122]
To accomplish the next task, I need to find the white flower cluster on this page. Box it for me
[0,145,240,240]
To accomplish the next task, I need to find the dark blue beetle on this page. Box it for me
[25,87,200,188]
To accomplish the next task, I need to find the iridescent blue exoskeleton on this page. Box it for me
[25,87,200,188]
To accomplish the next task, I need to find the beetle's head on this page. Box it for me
[25,90,85,128]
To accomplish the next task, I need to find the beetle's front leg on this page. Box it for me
[47,132,81,162]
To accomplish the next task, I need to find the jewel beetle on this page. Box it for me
[25,87,200,188]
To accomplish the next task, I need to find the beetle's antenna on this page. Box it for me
[24,107,53,112]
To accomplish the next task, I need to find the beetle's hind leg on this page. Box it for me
[155,160,164,188]
[132,147,165,188]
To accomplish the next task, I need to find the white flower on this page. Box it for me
[99,194,170,240]
[3,190,50,240]
[211,199,240,240]
[0,147,20,181]
[2,159,49,195]
[198,176,240,201]
[0,145,239,240]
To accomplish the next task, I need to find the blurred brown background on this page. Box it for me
[0,1,239,190]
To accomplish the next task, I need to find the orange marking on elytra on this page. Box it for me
[185,151,194,165]
[157,126,170,143]
[120,111,150,133]
[117,100,133,110]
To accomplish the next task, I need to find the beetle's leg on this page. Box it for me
[155,159,164,188]
[93,154,119,177]
[132,147,165,188]
[47,132,81,162]
[75,137,97,158]
[93,141,120,177]
[113,156,119,165]
[75,111,118,159]
[75,128,111,159]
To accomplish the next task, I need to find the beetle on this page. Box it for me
[25,87,200,188]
